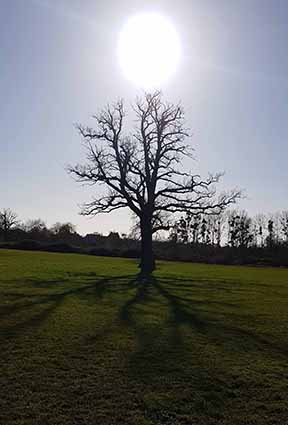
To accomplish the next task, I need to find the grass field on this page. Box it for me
[0,249,287,425]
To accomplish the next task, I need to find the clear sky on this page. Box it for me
[1,0,288,235]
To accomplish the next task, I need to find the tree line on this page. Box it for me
[1,207,288,252]
[0,209,78,243]
[170,209,288,248]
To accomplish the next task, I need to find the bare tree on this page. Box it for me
[253,213,267,247]
[227,210,254,248]
[213,212,227,247]
[22,219,48,240]
[0,208,19,241]
[24,218,47,233]
[51,222,77,238]
[280,211,288,243]
[69,92,241,275]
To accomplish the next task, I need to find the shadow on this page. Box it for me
[154,276,288,356]
[2,272,287,361]
[1,271,287,424]
[117,274,288,385]
[120,274,154,324]
[2,293,66,342]
[0,274,134,343]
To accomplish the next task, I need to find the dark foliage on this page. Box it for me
[121,249,141,259]
[89,247,118,257]
[43,242,80,254]
[3,239,42,251]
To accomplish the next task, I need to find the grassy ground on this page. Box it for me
[0,249,287,425]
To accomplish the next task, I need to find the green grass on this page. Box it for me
[0,249,287,425]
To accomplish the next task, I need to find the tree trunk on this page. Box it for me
[139,216,155,276]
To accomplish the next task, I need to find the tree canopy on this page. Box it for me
[69,91,241,274]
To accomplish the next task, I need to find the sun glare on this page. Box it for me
[117,13,181,89]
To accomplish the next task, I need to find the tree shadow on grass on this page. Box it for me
[1,294,66,342]
[119,274,288,381]
[0,274,134,343]
[1,271,287,424]
[2,272,287,361]
[115,274,288,423]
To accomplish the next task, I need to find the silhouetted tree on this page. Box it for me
[175,216,189,243]
[51,222,76,235]
[253,214,266,247]
[267,218,274,248]
[200,216,208,243]
[171,213,203,244]
[228,210,253,248]
[0,209,19,241]
[51,222,78,242]
[173,211,226,247]
[69,92,240,275]
[272,212,282,245]
[203,215,219,245]
[280,211,288,243]
[214,212,226,247]
[23,219,48,240]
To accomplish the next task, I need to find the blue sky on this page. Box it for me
[1,0,288,235]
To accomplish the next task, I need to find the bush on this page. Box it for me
[121,249,140,259]
[44,242,80,254]
[89,248,118,257]
[10,239,42,251]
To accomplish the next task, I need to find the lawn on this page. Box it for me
[0,249,287,425]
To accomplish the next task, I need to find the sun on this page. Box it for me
[117,12,181,89]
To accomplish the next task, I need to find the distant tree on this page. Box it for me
[202,215,221,246]
[214,212,226,247]
[228,210,253,248]
[69,91,241,275]
[0,209,19,241]
[228,211,238,247]
[269,212,282,245]
[200,216,208,244]
[25,218,46,232]
[174,211,226,247]
[280,211,288,243]
[266,218,274,248]
[107,231,120,240]
[24,219,48,240]
[170,213,200,244]
[51,222,77,241]
[253,214,266,247]
[174,216,189,243]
